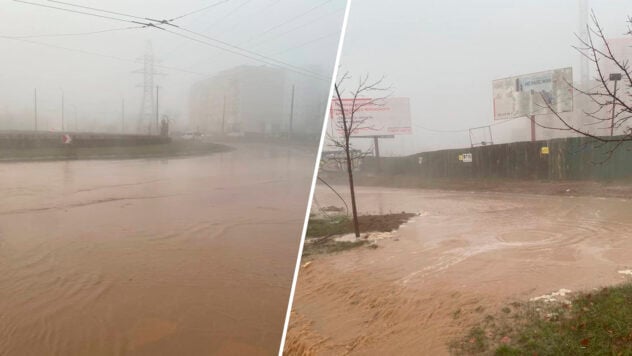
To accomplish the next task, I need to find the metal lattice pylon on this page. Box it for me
[134,41,159,134]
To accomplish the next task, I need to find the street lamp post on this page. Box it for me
[609,73,622,136]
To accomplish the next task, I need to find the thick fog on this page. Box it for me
[0,0,347,133]
[334,0,632,156]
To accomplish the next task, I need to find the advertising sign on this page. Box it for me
[330,97,412,137]
[492,67,573,120]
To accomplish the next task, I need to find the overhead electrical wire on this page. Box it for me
[0,35,205,76]
[160,27,327,80]
[174,26,323,77]
[272,31,339,55]
[200,0,255,31]
[168,0,233,21]
[200,0,279,42]
[4,26,142,39]
[11,0,326,79]
[47,0,149,21]
[159,0,244,60]
[411,116,523,134]
[241,0,335,45]
[13,0,149,26]
[250,7,345,49]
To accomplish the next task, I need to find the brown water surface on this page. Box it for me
[0,143,313,355]
[286,185,632,355]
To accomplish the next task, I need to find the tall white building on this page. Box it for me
[189,65,328,137]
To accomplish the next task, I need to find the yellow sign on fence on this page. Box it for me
[541,146,549,155]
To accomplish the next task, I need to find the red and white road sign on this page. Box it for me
[62,134,72,144]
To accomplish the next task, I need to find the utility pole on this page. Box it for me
[373,136,380,158]
[61,90,65,131]
[121,97,125,133]
[72,105,78,131]
[373,136,381,172]
[34,88,38,131]
[221,94,226,134]
[289,84,295,139]
[155,86,160,135]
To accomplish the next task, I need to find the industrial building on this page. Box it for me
[189,65,328,137]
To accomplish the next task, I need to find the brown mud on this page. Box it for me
[0,143,315,355]
[285,184,632,355]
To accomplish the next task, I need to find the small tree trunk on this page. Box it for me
[344,139,360,238]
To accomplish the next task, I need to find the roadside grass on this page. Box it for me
[0,141,231,162]
[302,237,368,257]
[450,283,632,355]
[303,212,415,257]
[306,215,352,237]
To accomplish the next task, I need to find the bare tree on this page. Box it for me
[328,72,390,238]
[539,12,632,159]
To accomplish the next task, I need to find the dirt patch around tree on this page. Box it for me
[303,212,417,257]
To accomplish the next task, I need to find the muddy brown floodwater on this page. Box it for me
[0,143,315,355]
[285,184,632,355]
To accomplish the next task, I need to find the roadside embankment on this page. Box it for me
[0,131,231,161]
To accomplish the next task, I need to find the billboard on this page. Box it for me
[330,97,412,137]
[492,67,573,120]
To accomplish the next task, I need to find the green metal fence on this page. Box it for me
[362,136,632,181]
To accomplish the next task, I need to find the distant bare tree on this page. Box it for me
[540,12,632,159]
[328,72,390,238]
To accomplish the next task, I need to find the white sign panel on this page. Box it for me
[492,67,573,120]
[330,97,412,137]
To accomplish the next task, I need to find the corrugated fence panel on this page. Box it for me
[363,136,632,181]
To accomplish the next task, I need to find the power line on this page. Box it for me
[3,26,142,39]
[241,0,335,45]
[160,0,255,60]
[209,0,282,36]
[14,0,323,79]
[47,0,149,21]
[13,0,150,26]
[169,0,233,22]
[160,27,327,80]
[0,35,204,76]
[200,0,256,31]
[44,0,178,29]
[272,31,339,55]
[412,116,523,134]
[174,26,323,77]
[250,7,344,49]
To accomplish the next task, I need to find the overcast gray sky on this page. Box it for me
[336,0,632,156]
[0,0,347,132]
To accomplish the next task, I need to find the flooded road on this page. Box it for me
[0,143,315,355]
[286,185,632,355]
